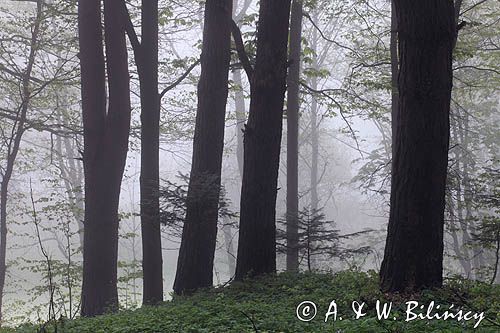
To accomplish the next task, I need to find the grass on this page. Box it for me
[2,270,499,332]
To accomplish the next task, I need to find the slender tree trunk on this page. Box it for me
[137,0,164,305]
[233,68,246,177]
[286,0,303,272]
[232,0,247,178]
[80,0,132,316]
[447,182,471,275]
[54,103,85,249]
[310,23,319,213]
[452,113,472,276]
[492,232,499,284]
[173,0,232,294]
[460,112,484,278]
[222,217,236,277]
[235,0,292,280]
[0,0,43,323]
[380,0,455,292]
[220,0,248,280]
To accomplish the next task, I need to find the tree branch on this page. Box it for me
[159,59,201,100]
[302,12,360,57]
[300,81,363,158]
[230,19,254,81]
[121,0,141,57]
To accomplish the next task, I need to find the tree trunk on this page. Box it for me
[380,0,455,292]
[0,0,43,323]
[138,0,164,305]
[173,0,232,294]
[80,0,131,316]
[390,0,398,158]
[222,217,236,277]
[233,68,246,177]
[235,0,292,280]
[451,113,472,276]
[310,19,319,214]
[286,0,302,272]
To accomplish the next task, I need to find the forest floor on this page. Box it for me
[2,270,499,332]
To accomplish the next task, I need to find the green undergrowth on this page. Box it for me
[2,270,499,332]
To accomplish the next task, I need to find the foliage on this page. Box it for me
[276,208,372,271]
[159,173,237,237]
[1,271,499,332]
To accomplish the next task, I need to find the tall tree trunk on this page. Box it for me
[138,0,164,305]
[451,113,472,276]
[234,68,246,177]
[310,19,319,214]
[173,0,232,294]
[232,0,247,178]
[220,0,249,280]
[380,0,455,292]
[0,0,43,323]
[80,0,131,316]
[286,0,303,272]
[460,111,484,278]
[390,0,398,158]
[235,0,292,280]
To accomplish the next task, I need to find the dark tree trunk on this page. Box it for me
[380,0,455,293]
[173,0,232,295]
[80,0,131,316]
[390,0,398,158]
[138,0,164,305]
[235,0,292,280]
[286,0,303,272]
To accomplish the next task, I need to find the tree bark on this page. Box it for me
[286,0,303,272]
[80,0,131,316]
[380,0,455,292]
[137,0,164,305]
[390,0,398,158]
[173,0,232,294]
[235,0,292,280]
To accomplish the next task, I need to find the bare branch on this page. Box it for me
[159,58,201,100]
[300,81,363,158]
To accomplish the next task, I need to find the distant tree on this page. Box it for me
[159,174,236,236]
[471,161,500,284]
[173,0,233,294]
[277,208,371,272]
[380,0,456,292]
[286,0,303,272]
[235,0,292,280]
[79,0,132,316]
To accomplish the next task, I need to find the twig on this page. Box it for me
[302,12,360,57]
[238,310,259,332]
[30,179,56,325]
[300,81,363,158]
